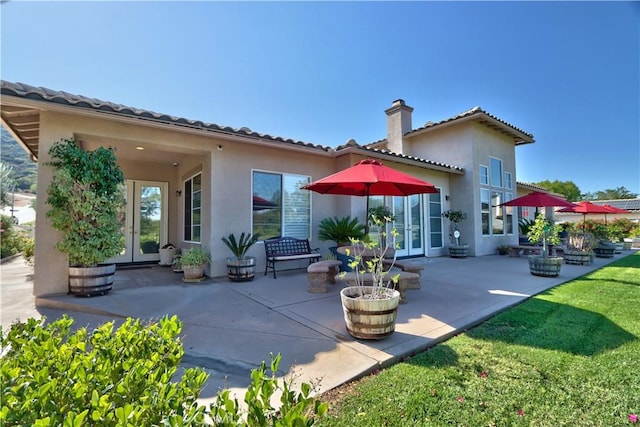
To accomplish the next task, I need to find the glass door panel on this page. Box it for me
[107,180,168,263]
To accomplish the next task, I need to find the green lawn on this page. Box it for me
[319,252,640,426]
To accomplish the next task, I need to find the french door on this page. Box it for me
[109,180,168,263]
[392,194,424,257]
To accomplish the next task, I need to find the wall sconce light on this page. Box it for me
[445,195,450,201]
[176,190,182,197]
[217,144,224,151]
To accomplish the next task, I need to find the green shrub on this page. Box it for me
[607,218,636,241]
[1,316,327,426]
[208,353,328,426]
[1,315,208,426]
[0,215,29,259]
[46,138,125,267]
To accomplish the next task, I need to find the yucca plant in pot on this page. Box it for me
[442,210,469,258]
[221,232,261,282]
[527,213,563,277]
[45,138,125,296]
[180,247,211,282]
[339,215,401,340]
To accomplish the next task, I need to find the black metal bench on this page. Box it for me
[263,237,321,278]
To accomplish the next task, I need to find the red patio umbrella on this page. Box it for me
[601,204,629,224]
[601,204,629,214]
[302,158,439,232]
[557,201,614,230]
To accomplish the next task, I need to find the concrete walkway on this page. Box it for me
[1,250,635,402]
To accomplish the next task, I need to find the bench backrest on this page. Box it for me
[264,237,312,257]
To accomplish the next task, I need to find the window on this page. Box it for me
[504,171,513,190]
[481,189,490,235]
[252,171,310,239]
[490,157,503,187]
[184,173,201,242]
[505,192,514,234]
[428,191,443,248]
[479,165,488,185]
[492,191,504,234]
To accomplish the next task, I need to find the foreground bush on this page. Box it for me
[0,214,31,259]
[1,315,327,426]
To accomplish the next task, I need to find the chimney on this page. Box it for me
[385,99,413,154]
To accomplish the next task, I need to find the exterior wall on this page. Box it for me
[208,143,336,277]
[404,125,478,253]
[404,122,520,256]
[33,112,71,296]
[471,124,519,255]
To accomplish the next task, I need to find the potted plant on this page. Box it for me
[563,232,595,265]
[497,245,510,255]
[45,138,125,296]
[221,232,261,282]
[318,216,365,271]
[159,243,176,266]
[526,213,563,277]
[442,210,468,258]
[339,215,401,340]
[180,247,211,282]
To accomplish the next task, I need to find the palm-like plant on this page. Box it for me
[318,216,365,247]
[221,232,261,259]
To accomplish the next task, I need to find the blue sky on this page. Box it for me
[2,1,638,196]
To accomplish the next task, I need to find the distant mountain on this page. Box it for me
[1,127,37,192]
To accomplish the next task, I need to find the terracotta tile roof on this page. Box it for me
[0,81,333,157]
[407,106,534,145]
[334,139,464,173]
[516,181,553,193]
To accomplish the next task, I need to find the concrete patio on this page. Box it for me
[1,250,635,402]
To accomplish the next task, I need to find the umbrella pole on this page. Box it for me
[364,185,371,235]
[365,194,370,235]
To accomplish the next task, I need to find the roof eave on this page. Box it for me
[407,111,534,145]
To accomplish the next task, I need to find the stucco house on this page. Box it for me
[2,80,540,297]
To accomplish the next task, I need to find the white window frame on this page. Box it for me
[490,157,503,188]
[504,171,513,190]
[251,169,311,240]
[479,165,489,185]
[183,172,202,243]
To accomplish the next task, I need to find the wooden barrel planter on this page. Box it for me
[594,246,615,258]
[528,256,562,277]
[68,264,115,297]
[226,257,256,282]
[448,245,469,258]
[340,286,400,340]
[563,250,593,265]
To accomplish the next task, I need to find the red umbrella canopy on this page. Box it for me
[557,201,613,214]
[601,204,630,214]
[302,159,439,196]
[500,191,575,208]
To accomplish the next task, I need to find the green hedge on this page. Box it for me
[1,315,327,426]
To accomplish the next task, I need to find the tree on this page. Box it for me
[0,162,15,207]
[594,186,638,200]
[533,180,582,202]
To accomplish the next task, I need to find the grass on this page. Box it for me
[318,252,640,426]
